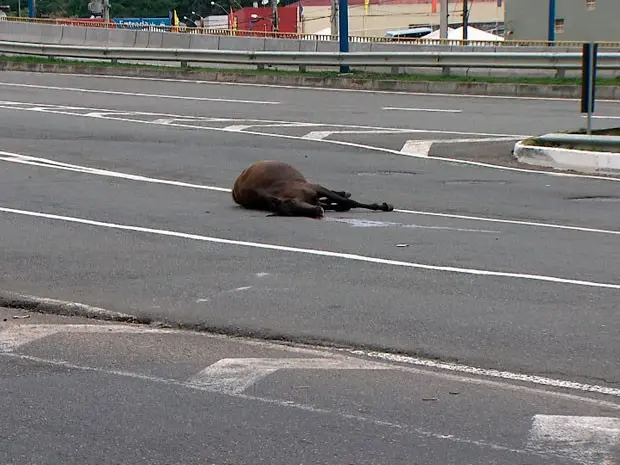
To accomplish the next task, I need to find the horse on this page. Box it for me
[232,160,394,218]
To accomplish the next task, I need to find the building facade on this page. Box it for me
[504,0,619,42]
[300,0,504,37]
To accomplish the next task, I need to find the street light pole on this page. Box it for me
[462,0,468,40]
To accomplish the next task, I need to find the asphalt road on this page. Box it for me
[2,308,620,465]
[0,71,619,392]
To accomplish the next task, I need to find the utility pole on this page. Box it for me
[439,0,448,39]
[330,0,338,36]
[547,0,556,43]
[462,0,468,40]
[271,0,279,31]
[103,0,110,24]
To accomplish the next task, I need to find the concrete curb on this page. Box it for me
[1,60,619,99]
[513,141,620,175]
[0,291,147,324]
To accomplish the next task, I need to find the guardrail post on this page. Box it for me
[581,42,598,135]
[299,65,307,72]
[180,60,188,67]
[391,66,399,74]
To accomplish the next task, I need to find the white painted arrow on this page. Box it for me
[186,357,391,394]
[527,415,620,464]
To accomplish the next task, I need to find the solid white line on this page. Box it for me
[0,100,525,138]
[0,82,280,105]
[48,72,620,104]
[527,415,620,463]
[0,351,553,457]
[382,107,462,113]
[344,349,620,398]
[583,115,620,119]
[392,208,620,236]
[186,357,390,394]
[4,99,618,181]
[2,149,619,237]
[1,205,620,290]
[2,321,619,407]
[0,151,231,193]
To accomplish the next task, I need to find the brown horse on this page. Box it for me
[232,160,394,218]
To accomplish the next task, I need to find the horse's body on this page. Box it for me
[232,160,393,217]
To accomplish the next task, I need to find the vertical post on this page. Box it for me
[439,0,448,38]
[103,0,110,24]
[581,42,598,136]
[271,0,279,32]
[547,0,555,43]
[330,0,338,36]
[462,0,468,40]
[338,0,349,73]
[28,0,35,17]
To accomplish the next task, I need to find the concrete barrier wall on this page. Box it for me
[2,19,619,79]
[3,20,594,54]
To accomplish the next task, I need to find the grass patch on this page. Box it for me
[522,127,620,153]
[2,53,620,87]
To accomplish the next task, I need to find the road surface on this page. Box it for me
[0,70,619,463]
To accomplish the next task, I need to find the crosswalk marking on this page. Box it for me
[528,415,620,464]
[186,357,391,394]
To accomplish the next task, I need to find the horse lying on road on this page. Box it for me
[232,160,394,218]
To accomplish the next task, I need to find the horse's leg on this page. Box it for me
[273,199,324,218]
[314,186,394,212]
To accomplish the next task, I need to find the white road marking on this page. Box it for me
[383,106,462,113]
[0,100,522,138]
[344,348,620,398]
[0,82,280,105]
[0,151,231,193]
[186,357,390,394]
[392,208,620,236]
[3,98,618,181]
[1,148,619,237]
[1,320,619,407]
[0,323,178,352]
[0,351,556,459]
[49,72,620,104]
[584,115,620,120]
[1,205,620,290]
[527,415,620,464]
[302,129,422,141]
[400,140,434,156]
[399,136,524,156]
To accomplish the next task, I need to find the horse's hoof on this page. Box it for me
[313,206,325,218]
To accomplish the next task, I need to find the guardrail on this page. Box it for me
[5,16,620,48]
[2,40,620,72]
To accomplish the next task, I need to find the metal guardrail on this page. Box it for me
[5,16,620,48]
[2,40,620,71]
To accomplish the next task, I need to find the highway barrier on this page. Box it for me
[1,40,620,74]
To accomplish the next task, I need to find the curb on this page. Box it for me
[0,290,446,360]
[513,141,620,175]
[0,291,148,324]
[1,60,619,100]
